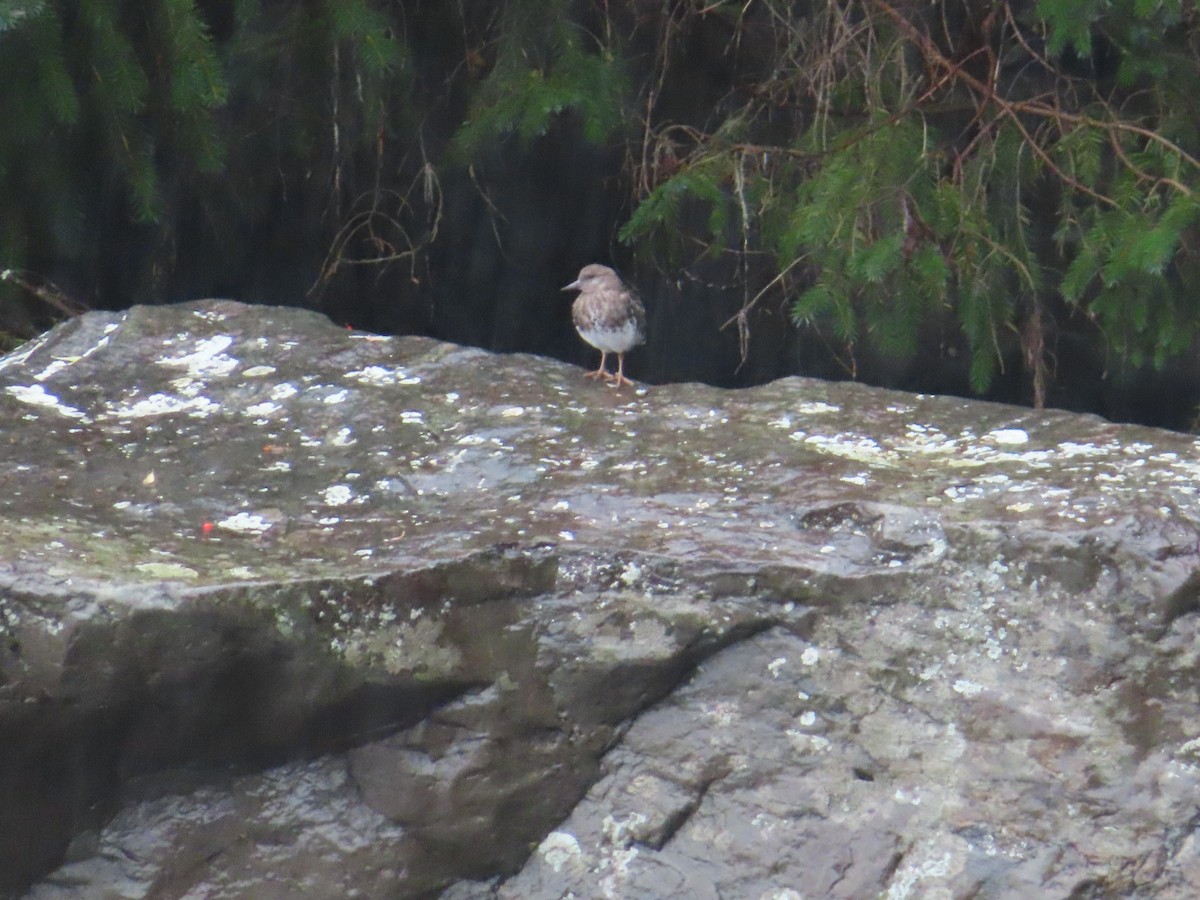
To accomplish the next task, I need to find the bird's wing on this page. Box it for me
[570,292,596,331]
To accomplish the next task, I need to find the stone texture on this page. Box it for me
[2,301,1200,897]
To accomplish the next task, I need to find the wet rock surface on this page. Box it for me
[2,301,1200,897]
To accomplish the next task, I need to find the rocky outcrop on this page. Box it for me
[2,301,1200,897]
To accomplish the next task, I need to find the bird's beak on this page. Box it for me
[562,280,580,291]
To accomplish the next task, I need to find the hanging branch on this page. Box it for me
[0,269,88,319]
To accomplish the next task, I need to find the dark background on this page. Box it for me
[3,1,1199,430]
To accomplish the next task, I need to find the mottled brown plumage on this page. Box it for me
[561,264,646,388]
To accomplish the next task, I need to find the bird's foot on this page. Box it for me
[584,368,614,381]
[608,372,636,389]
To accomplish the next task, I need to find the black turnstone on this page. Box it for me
[561,264,647,388]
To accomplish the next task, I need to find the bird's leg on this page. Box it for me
[609,353,635,388]
[585,352,613,381]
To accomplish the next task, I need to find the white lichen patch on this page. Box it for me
[795,401,840,414]
[985,428,1029,445]
[888,854,960,900]
[1178,736,1200,760]
[105,392,220,419]
[1056,440,1109,457]
[245,401,282,417]
[952,678,984,697]
[699,409,729,427]
[538,831,586,875]
[330,427,356,447]
[159,334,238,379]
[893,786,924,806]
[321,484,358,506]
[4,384,89,419]
[610,460,647,473]
[896,431,961,455]
[216,512,273,535]
[975,473,1011,485]
[943,485,980,503]
[32,358,76,381]
[166,375,206,398]
[338,617,462,676]
[501,406,525,418]
[800,646,821,666]
[242,365,277,377]
[786,728,831,753]
[592,616,673,662]
[984,636,1005,660]
[134,561,199,579]
[601,811,649,846]
[951,442,1053,471]
[767,657,787,678]
[322,389,350,404]
[400,411,424,424]
[270,383,299,400]
[803,433,897,467]
[345,365,420,386]
[702,700,739,727]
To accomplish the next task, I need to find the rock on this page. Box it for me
[2,300,1200,897]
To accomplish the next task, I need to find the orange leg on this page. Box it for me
[585,352,613,381]
[609,353,635,388]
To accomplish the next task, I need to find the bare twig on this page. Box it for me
[871,0,1197,202]
[0,270,87,318]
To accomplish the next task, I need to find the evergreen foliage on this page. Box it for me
[0,0,405,319]
[0,2,44,33]
[5,0,1200,409]
[450,0,627,159]
[614,0,1200,404]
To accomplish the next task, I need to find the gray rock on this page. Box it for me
[2,300,1200,897]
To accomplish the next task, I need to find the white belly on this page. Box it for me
[578,319,642,354]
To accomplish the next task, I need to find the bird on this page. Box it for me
[561,264,646,389]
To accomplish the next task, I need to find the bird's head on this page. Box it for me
[562,264,620,293]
